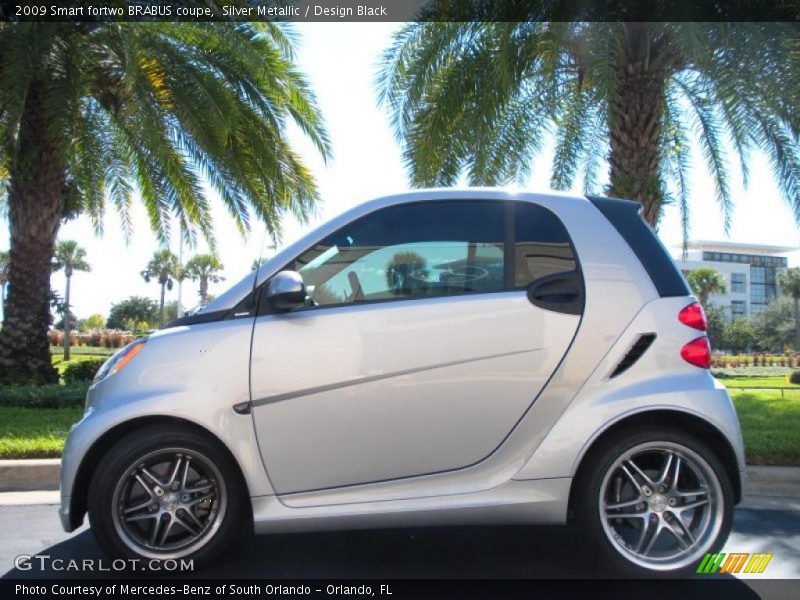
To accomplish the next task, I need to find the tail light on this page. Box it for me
[681,336,711,369]
[678,302,707,331]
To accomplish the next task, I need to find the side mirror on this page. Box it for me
[266,271,306,311]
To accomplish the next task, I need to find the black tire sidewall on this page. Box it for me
[87,424,246,568]
[574,426,735,578]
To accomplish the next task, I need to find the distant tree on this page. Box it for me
[723,317,755,354]
[52,241,90,360]
[705,305,727,351]
[184,255,225,305]
[107,297,158,331]
[753,298,795,352]
[54,312,79,332]
[386,251,429,295]
[163,300,180,324]
[141,250,181,327]
[0,250,8,321]
[79,314,106,331]
[686,268,727,306]
[778,267,800,351]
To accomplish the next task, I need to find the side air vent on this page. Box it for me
[609,333,657,378]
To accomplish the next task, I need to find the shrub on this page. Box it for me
[62,359,106,383]
[0,382,90,409]
[789,371,800,385]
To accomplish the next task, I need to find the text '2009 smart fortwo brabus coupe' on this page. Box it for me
[60,190,744,577]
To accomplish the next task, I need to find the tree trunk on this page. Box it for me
[0,84,65,385]
[63,272,72,361]
[200,277,208,305]
[794,297,800,351]
[159,283,166,328]
[606,24,669,227]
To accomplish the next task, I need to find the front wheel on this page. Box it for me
[88,425,246,566]
[575,427,734,577]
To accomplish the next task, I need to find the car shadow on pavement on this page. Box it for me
[0,519,764,590]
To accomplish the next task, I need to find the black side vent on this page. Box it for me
[609,333,657,378]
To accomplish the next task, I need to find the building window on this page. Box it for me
[731,300,747,317]
[731,273,746,293]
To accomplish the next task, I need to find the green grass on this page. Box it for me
[51,353,105,375]
[49,346,115,357]
[731,390,800,465]
[0,406,83,458]
[719,376,800,389]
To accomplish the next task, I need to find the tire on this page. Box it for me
[87,424,246,567]
[574,426,734,578]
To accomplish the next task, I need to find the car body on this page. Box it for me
[60,189,745,576]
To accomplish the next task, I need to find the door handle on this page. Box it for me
[527,271,584,315]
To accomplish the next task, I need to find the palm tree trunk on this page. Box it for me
[159,283,166,327]
[794,297,800,351]
[606,24,669,227]
[0,84,65,385]
[63,273,72,361]
[200,277,208,305]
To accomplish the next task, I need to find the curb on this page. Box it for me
[1,460,799,497]
[0,459,60,492]
[745,465,800,498]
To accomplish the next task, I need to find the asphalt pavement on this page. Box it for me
[1,497,798,581]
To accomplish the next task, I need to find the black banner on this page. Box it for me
[2,0,800,23]
[4,578,800,600]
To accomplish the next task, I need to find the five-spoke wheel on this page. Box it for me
[88,425,244,565]
[112,449,226,557]
[576,427,733,577]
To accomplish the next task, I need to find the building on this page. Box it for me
[673,241,796,318]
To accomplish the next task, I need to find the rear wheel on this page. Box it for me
[88,425,246,566]
[575,427,734,577]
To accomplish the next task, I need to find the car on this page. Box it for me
[59,189,745,577]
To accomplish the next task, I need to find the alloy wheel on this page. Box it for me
[598,441,725,572]
[111,447,227,560]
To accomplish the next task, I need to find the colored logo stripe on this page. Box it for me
[697,552,773,574]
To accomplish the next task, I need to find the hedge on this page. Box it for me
[0,382,90,409]
[62,358,106,383]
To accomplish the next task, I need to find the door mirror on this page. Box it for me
[266,271,306,311]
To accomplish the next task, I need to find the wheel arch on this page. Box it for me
[68,415,252,531]
[567,409,742,517]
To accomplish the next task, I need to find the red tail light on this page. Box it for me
[679,302,707,331]
[681,337,711,369]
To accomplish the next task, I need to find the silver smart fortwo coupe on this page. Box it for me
[60,189,745,577]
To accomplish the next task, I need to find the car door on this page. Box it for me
[249,199,583,495]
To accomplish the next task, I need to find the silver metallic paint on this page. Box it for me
[59,189,744,542]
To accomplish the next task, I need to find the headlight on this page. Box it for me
[94,337,148,383]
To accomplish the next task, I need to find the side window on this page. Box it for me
[293,201,506,307]
[514,202,576,287]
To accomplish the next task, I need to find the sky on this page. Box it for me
[1,22,799,321]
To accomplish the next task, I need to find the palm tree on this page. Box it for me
[141,250,181,328]
[386,251,429,295]
[184,254,225,306]
[686,268,727,306]
[0,250,8,318]
[0,22,330,384]
[378,22,799,236]
[778,267,800,350]
[52,241,91,360]
[0,250,9,322]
